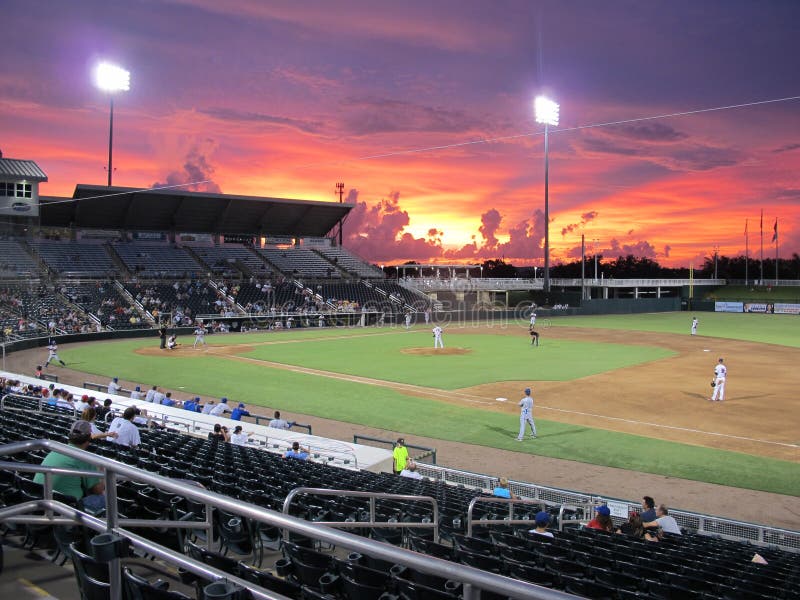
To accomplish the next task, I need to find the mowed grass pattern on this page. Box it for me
[60,323,800,496]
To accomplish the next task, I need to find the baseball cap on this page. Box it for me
[524,388,531,395]
[595,505,611,516]
[81,395,89,401]
[113,377,118,382]
[221,397,228,404]
[238,403,245,408]
[135,386,141,391]
[534,511,550,525]
[70,420,93,436]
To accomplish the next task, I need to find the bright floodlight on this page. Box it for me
[95,62,130,92]
[534,96,559,126]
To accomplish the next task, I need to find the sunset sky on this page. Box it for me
[1,0,798,267]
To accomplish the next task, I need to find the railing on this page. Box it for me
[413,462,800,553]
[466,496,548,536]
[353,434,437,464]
[0,439,575,600]
[283,487,440,541]
[401,277,729,291]
[252,415,312,435]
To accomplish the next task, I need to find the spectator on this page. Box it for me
[643,504,682,535]
[145,385,157,403]
[208,423,230,442]
[130,386,143,400]
[400,460,424,479]
[268,410,293,429]
[80,408,118,442]
[284,441,308,460]
[108,407,141,448]
[616,513,645,538]
[586,505,613,532]
[209,397,231,417]
[492,477,516,499]
[96,398,114,422]
[33,420,105,513]
[74,395,92,413]
[231,403,250,421]
[107,377,121,395]
[640,496,657,523]
[230,425,252,446]
[35,365,43,378]
[529,511,554,538]
[393,438,409,475]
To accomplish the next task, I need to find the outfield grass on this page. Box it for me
[60,330,799,496]
[547,311,800,347]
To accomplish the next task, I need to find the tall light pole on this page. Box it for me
[535,96,559,293]
[593,238,600,280]
[95,62,130,187]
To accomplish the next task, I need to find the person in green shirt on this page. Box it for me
[33,420,105,513]
[392,438,409,475]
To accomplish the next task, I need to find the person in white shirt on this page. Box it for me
[130,386,143,401]
[193,326,207,349]
[107,377,121,395]
[432,325,444,349]
[201,400,216,415]
[516,387,537,440]
[74,395,92,413]
[45,341,66,367]
[710,357,727,402]
[152,389,166,405]
[529,511,554,538]
[530,312,537,327]
[108,407,141,448]
[268,410,293,429]
[643,504,682,535]
[691,317,698,336]
[209,397,231,417]
[399,460,424,479]
[145,386,157,403]
[230,425,252,446]
[404,313,412,329]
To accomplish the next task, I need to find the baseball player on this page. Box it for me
[517,387,537,440]
[167,334,178,350]
[710,357,727,402]
[529,326,540,346]
[107,377,121,395]
[405,312,412,329]
[530,311,537,327]
[432,325,444,349]
[691,317,698,336]
[44,340,66,367]
[193,325,207,349]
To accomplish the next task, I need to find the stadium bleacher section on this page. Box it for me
[0,383,798,600]
[112,243,204,278]
[314,247,384,278]
[28,240,118,278]
[60,281,148,330]
[259,247,343,279]
[189,245,275,278]
[0,240,40,278]
[0,283,96,336]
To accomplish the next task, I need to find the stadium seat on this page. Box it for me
[123,567,193,600]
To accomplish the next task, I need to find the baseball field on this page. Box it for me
[31,310,797,503]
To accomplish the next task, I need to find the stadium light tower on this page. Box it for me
[534,96,559,293]
[95,62,130,187]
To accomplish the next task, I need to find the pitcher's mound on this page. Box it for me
[401,347,471,356]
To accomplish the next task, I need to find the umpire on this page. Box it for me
[159,324,167,349]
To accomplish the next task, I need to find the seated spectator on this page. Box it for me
[400,460,424,479]
[616,512,645,538]
[529,511,554,538]
[269,410,293,429]
[35,365,43,378]
[640,496,657,523]
[230,425,252,446]
[492,477,516,499]
[208,423,230,442]
[96,398,114,422]
[74,395,92,413]
[108,407,141,448]
[284,441,308,460]
[643,504,682,535]
[80,408,118,442]
[231,403,250,421]
[586,505,613,532]
[33,420,105,513]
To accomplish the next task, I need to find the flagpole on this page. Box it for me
[744,219,749,286]
[759,209,764,284]
[774,218,779,284]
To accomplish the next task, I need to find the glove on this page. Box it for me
[710,381,716,388]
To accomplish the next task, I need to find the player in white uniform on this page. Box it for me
[405,313,412,329]
[107,377,121,395]
[44,341,66,367]
[432,325,444,349]
[193,326,207,349]
[691,317,698,336]
[517,387,537,440]
[710,357,727,402]
[530,312,537,327]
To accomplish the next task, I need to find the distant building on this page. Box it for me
[0,150,48,218]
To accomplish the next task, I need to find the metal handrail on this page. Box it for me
[283,487,439,541]
[466,496,548,536]
[0,439,576,600]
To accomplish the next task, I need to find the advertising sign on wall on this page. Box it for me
[715,301,743,313]
[774,303,800,315]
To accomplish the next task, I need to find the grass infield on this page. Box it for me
[59,318,799,496]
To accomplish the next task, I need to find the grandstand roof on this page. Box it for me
[0,157,48,182]
[39,184,353,236]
